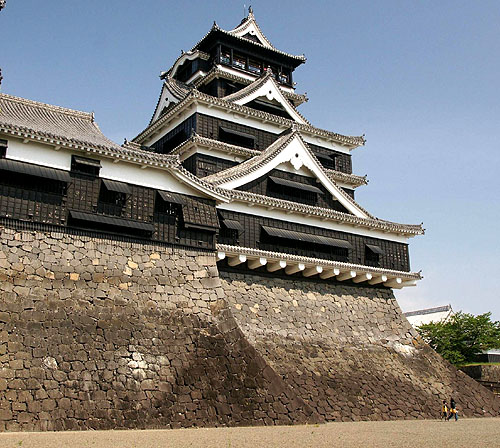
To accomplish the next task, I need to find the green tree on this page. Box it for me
[417,312,500,365]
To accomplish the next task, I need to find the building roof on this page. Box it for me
[404,305,453,327]
[192,67,308,106]
[202,127,373,218]
[191,9,306,64]
[0,93,231,202]
[170,133,261,159]
[133,89,365,148]
[224,189,424,236]
[163,50,210,79]
[170,133,366,188]
[0,93,120,151]
[222,70,309,124]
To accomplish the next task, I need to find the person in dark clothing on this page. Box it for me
[447,398,458,421]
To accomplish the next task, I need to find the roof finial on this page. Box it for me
[248,5,253,15]
[0,68,3,90]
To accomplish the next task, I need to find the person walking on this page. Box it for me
[447,398,458,421]
[441,400,449,421]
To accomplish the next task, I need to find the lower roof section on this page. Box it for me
[216,244,421,289]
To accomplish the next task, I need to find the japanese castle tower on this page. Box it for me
[0,8,423,285]
[3,8,496,432]
[131,8,424,285]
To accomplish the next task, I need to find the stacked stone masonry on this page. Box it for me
[0,226,498,431]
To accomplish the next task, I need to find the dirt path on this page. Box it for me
[1,418,499,448]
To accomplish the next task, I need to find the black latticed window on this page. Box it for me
[266,176,321,206]
[219,126,255,149]
[0,170,66,224]
[365,244,385,267]
[0,139,7,158]
[259,226,350,262]
[97,180,130,216]
[71,155,101,177]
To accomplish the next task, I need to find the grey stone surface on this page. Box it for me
[0,226,498,431]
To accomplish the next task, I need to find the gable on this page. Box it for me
[209,132,370,218]
[225,75,308,124]
[229,12,274,49]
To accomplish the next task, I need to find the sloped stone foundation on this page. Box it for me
[220,271,500,421]
[0,225,498,431]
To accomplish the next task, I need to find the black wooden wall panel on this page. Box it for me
[218,209,410,272]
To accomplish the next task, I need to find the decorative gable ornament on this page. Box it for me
[223,71,309,124]
[204,129,371,219]
[228,7,275,49]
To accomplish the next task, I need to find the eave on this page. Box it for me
[132,90,365,148]
[217,244,421,288]
[171,134,260,160]
[191,24,306,67]
[192,67,308,106]
[224,189,424,237]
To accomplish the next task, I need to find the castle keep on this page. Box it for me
[0,9,498,431]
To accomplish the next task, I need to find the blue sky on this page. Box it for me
[2,1,499,319]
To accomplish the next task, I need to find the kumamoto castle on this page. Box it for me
[0,9,498,431]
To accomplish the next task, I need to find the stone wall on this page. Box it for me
[0,226,315,431]
[0,225,499,431]
[220,271,500,421]
[462,365,500,383]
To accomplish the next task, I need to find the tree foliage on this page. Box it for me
[417,312,500,365]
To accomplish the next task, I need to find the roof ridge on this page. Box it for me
[0,92,93,120]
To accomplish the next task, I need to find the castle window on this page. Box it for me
[197,159,216,177]
[71,155,101,177]
[267,176,323,206]
[365,244,385,267]
[68,210,154,238]
[218,213,244,244]
[220,49,231,65]
[155,191,184,216]
[0,139,7,158]
[232,53,246,70]
[247,98,292,119]
[219,126,255,149]
[260,225,351,262]
[97,179,131,216]
[316,153,336,170]
[248,59,261,74]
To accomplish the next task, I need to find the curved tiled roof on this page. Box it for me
[170,134,260,159]
[202,127,373,218]
[133,89,365,147]
[325,169,368,188]
[224,189,424,236]
[172,133,366,187]
[162,50,210,78]
[0,93,228,201]
[203,128,296,185]
[190,22,306,63]
[222,71,310,125]
[0,93,120,150]
[192,67,308,106]
[229,8,275,49]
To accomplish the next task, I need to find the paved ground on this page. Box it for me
[1,418,499,448]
